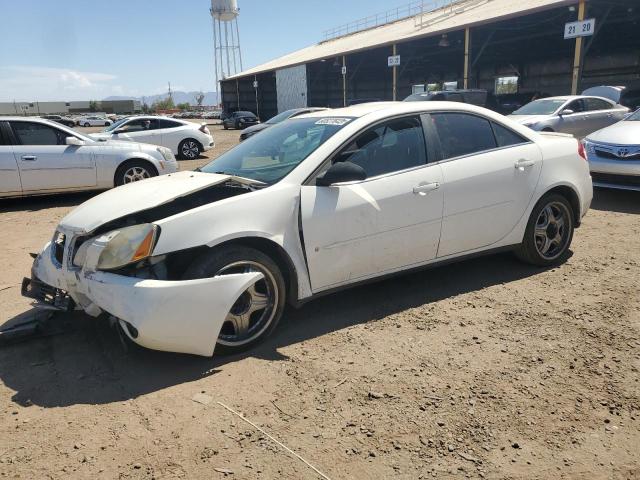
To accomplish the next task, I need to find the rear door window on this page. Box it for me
[431,113,497,160]
[491,122,528,147]
[585,98,613,111]
[158,119,183,129]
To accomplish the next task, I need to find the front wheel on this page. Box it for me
[515,193,574,266]
[114,160,157,186]
[178,139,201,159]
[182,246,286,354]
[83,122,90,127]
[104,122,110,126]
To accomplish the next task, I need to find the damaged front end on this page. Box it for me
[22,173,263,356]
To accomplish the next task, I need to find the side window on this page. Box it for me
[491,122,528,147]
[585,98,613,111]
[118,119,158,132]
[431,113,496,159]
[158,119,182,129]
[11,122,66,146]
[565,99,585,113]
[336,116,427,178]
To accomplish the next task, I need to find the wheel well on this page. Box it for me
[545,185,581,226]
[182,137,204,151]
[541,127,554,132]
[217,237,299,305]
[114,158,158,185]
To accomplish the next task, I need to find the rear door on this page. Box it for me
[584,97,618,135]
[429,112,543,257]
[9,121,96,192]
[0,122,22,195]
[157,119,187,150]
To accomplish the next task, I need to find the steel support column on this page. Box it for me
[392,44,398,101]
[463,28,471,89]
[571,0,586,95]
[342,55,347,107]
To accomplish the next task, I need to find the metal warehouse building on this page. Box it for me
[221,0,640,120]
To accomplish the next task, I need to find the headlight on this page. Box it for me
[96,224,158,270]
[157,147,174,162]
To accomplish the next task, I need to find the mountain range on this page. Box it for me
[103,91,219,106]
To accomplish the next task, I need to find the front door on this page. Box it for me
[428,113,543,257]
[0,122,21,195]
[300,115,444,292]
[9,121,96,192]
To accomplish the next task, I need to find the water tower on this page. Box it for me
[210,0,243,103]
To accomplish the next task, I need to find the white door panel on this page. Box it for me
[301,164,444,291]
[14,146,97,191]
[438,143,542,257]
[0,146,21,194]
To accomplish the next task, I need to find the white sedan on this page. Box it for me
[23,102,592,356]
[88,116,215,159]
[0,117,177,197]
[78,116,112,127]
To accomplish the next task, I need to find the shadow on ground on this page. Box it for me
[0,252,549,408]
[591,187,640,214]
[0,192,95,214]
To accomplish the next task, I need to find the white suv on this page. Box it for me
[89,116,215,159]
[0,117,177,197]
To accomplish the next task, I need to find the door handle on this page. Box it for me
[514,159,535,171]
[413,182,440,195]
[21,155,37,161]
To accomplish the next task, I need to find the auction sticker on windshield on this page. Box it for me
[315,118,352,126]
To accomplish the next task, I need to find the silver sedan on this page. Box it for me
[584,109,640,191]
[509,95,628,138]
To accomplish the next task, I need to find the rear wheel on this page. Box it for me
[178,139,201,159]
[104,122,110,126]
[114,160,157,186]
[515,193,574,266]
[83,122,90,127]
[182,246,286,354]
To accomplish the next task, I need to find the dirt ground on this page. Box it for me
[0,124,639,479]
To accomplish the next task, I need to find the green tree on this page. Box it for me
[152,96,175,111]
[176,102,191,111]
[89,100,99,112]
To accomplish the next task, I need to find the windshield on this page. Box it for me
[624,109,640,121]
[103,118,128,132]
[512,99,566,115]
[403,93,432,102]
[200,117,352,184]
[266,110,296,124]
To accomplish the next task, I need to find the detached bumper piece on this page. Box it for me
[21,276,75,312]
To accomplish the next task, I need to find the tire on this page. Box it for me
[182,246,286,355]
[223,123,228,130]
[178,138,201,159]
[84,122,90,127]
[542,127,554,132]
[515,193,574,267]
[104,122,110,126]
[114,160,158,186]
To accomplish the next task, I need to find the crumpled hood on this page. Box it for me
[586,120,640,145]
[59,171,233,232]
[508,114,550,125]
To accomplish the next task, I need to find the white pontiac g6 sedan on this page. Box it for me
[88,116,215,160]
[0,117,178,197]
[23,102,593,356]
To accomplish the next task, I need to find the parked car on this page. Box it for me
[0,117,177,197]
[41,115,76,128]
[23,102,592,357]
[509,86,629,137]
[583,108,640,191]
[490,92,551,115]
[404,89,489,107]
[223,111,259,130]
[240,108,328,141]
[78,116,112,127]
[88,116,214,160]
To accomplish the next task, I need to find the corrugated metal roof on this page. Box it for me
[227,0,572,80]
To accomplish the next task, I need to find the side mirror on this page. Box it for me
[559,109,574,116]
[65,136,85,146]
[316,161,367,186]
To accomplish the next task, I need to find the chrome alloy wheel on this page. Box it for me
[534,201,571,260]
[181,140,199,159]
[217,261,278,347]
[122,166,151,183]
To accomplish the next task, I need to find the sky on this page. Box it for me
[0,0,398,101]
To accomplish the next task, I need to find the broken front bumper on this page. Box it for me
[24,231,262,357]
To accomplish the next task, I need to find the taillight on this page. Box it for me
[199,124,210,135]
[578,141,587,161]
